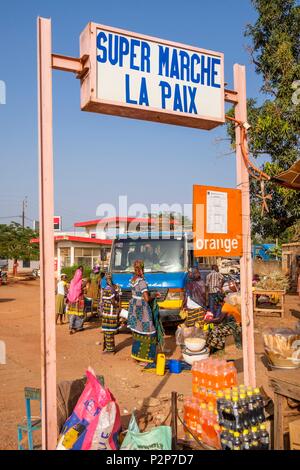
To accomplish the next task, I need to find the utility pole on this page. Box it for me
[22,196,28,228]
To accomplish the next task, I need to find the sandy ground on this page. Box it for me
[0,279,299,450]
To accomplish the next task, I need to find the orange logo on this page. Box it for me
[193,185,243,257]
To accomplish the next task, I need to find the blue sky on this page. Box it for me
[0,0,262,230]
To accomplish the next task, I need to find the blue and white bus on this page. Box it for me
[108,231,194,321]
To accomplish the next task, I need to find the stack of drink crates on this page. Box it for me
[184,358,238,449]
[183,358,269,450]
[217,385,269,450]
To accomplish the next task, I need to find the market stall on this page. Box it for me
[268,369,300,450]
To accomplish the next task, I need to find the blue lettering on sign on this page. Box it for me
[96,30,222,116]
[159,81,171,108]
[188,86,197,113]
[170,49,180,79]
[125,74,137,104]
[108,33,119,66]
[173,84,183,112]
[139,77,149,106]
[130,38,140,70]
[97,31,107,63]
[179,50,190,82]
[141,42,151,72]
[201,55,211,86]
[159,81,198,114]
[119,35,129,67]
[211,57,221,88]
[158,46,169,77]
[191,54,200,84]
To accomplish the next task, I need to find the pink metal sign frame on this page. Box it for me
[37,17,255,450]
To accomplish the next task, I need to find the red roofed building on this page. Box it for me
[31,216,164,276]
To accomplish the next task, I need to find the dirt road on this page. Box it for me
[0,280,299,449]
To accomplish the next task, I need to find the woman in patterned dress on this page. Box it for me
[205,310,242,352]
[100,273,120,353]
[66,266,85,335]
[85,265,101,316]
[127,260,159,364]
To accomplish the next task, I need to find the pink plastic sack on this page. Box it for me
[57,369,121,450]
[90,391,121,450]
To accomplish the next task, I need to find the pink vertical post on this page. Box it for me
[37,17,57,449]
[234,64,256,387]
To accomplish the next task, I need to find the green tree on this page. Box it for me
[227,0,300,241]
[0,223,39,263]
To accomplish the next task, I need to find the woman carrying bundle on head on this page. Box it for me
[127,260,163,365]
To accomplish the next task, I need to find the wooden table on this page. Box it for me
[268,369,300,449]
[253,289,285,318]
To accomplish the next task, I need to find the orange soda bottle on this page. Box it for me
[190,397,199,433]
[227,362,238,387]
[200,403,209,443]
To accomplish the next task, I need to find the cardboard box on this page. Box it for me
[289,419,300,450]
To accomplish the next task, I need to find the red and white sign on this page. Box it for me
[53,216,61,231]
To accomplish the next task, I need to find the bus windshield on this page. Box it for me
[111,238,185,273]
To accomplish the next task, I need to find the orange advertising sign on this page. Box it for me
[193,185,243,257]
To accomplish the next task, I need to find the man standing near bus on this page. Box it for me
[206,265,224,318]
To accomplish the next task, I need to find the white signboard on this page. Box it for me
[80,24,224,130]
[206,190,228,234]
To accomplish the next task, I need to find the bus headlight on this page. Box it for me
[166,289,184,300]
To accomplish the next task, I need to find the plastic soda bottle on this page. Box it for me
[254,387,265,424]
[247,390,257,426]
[200,360,207,387]
[207,405,217,442]
[232,395,242,432]
[259,424,269,450]
[250,426,260,450]
[219,360,227,388]
[206,359,213,389]
[200,403,208,443]
[233,432,242,450]
[224,392,233,430]
[227,362,237,387]
[214,424,221,450]
[191,398,200,433]
[228,430,234,450]
[220,427,231,450]
[183,397,193,439]
[216,390,225,426]
[242,429,251,450]
[239,392,250,429]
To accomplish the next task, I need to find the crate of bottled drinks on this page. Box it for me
[183,358,270,450]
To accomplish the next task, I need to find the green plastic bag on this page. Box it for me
[121,413,172,450]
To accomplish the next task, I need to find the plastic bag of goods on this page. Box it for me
[224,292,241,308]
[57,368,121,450]
[121,413,172,450]
[263,326,300,368]
[176,324,206,346]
